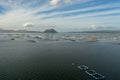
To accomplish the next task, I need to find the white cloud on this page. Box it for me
[49,0,81,6]
[50,0,60,6]
[23,22,34,27]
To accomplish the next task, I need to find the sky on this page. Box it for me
[0,0,120,32]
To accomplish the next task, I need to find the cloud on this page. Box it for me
[23,22,34,27]
[50,0,60,6]
[0,0,119,31]
[50,0,76,6]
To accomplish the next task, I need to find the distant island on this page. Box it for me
[44,29,57,33]
[0,29,57,33]
[0,28,120,33]
[0,29,41,33]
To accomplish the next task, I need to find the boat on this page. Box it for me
[92,73,105,80]
[87,36,98,42]
[70,39,76,42]
[73,64,105,80]
[77,65,88,70]
[11,38,15,40]
[85,70,97,76]
[86,70,105,80]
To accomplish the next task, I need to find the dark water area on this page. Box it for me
[0,40,120,80]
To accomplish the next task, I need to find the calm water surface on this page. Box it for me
[0,33,120,80]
